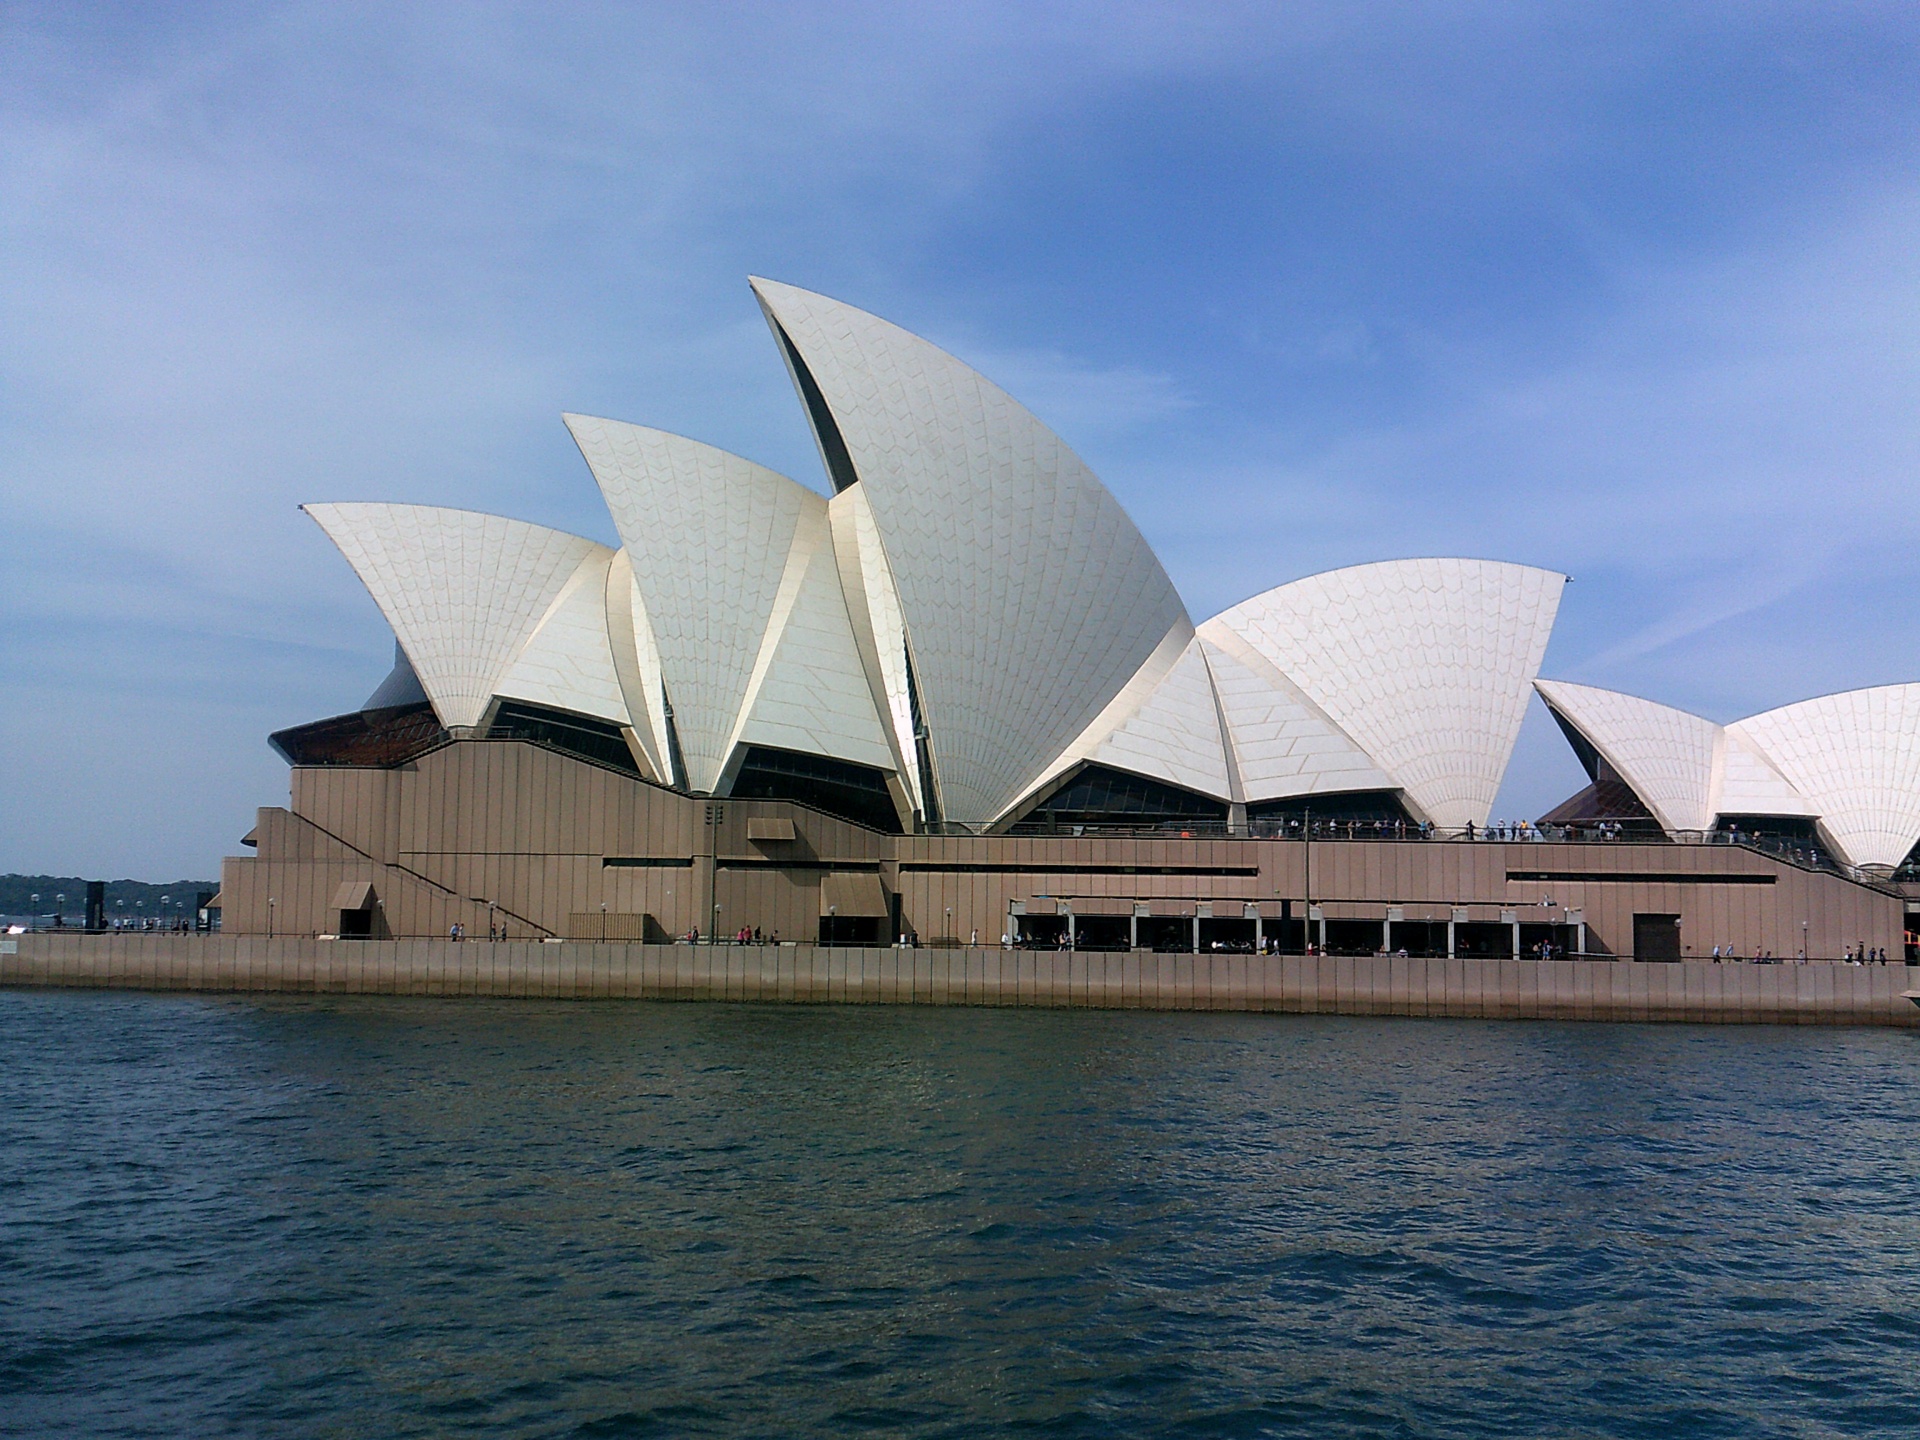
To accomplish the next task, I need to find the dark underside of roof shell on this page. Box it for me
[1005,764,1229,835]
[271,703,449,768]
[1003,765,1418,837]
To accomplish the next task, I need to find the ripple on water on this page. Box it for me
[2,992,1919,1438]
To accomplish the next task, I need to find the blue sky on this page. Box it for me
[4,2,1917,878]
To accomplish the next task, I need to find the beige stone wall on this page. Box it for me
[217,740,1912,961]
[6,935,1918,1027]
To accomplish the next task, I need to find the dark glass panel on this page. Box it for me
[487,701,640,776]
[270,703,448,768]
[1246,790,1415,832]
[1008,765,1229,835]
[727,746,903,834]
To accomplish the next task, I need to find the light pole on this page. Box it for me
[55,893,66,928]
[161,895,170,933]
[268,897,276,940]
[1301,807,1311,955]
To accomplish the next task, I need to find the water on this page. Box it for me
[2,992,1918,1439]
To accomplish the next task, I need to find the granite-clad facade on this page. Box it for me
[219,738,1914,963]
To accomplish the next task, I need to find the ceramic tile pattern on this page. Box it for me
[1536,678,1920,870]
[1207,560,1565,828]
[296,282,1914,866]
[304,503,605,731]
[750,277,1191,826]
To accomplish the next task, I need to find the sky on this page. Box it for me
[3,1,1918,880]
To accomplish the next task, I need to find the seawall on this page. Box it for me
[5,935,1918,1026]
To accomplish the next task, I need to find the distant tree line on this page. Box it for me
[0,874,219,919]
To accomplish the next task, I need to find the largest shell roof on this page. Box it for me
[302,278,1571,831]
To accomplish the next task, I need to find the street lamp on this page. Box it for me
[268,897,276,940]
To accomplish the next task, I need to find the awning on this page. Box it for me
[820,871,890,918]
[331,880,378,911]
[204,891,224,911]
[747,817,796,842]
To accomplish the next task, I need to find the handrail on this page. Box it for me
[286,810,557,938]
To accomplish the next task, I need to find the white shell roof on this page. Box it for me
[1202,559,1565,829]
[304,503,607,731]
[1535,678,1920,870]
[565,415,832,794]
[729,504,897,774]
[299,282,1589,832]
[1533,678,1719,833]
[1028,626,1234,803]
[827,485,924,815]
[1198,631,1397,803]
[1714,729,1813,820]
[1731,685,1920,871]
[494,546,631,727]
[751,277,1191,826]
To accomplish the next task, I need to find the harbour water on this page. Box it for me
[3,991,1918,1438]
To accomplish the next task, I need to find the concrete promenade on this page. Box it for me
[5,934,1919,1026]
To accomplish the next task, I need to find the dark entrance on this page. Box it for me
[1391,920,1449,957]
[1137,916,1193,952]
[1454,921,1515,959]
[1633,913,1682,962]
[819,914,884,946]
[1198,917,1256,952]
[1073,915,1133,951]
[1265,917,1307,954]
[1014,913,1068,948]
[1323,919,1384,956]
[1519,922,1581,959]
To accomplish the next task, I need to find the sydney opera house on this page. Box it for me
[220,280,1920,961]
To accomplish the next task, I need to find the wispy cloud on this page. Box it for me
[3,2,1917,871]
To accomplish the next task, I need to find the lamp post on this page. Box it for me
[268,897,276,940]
[1301,807,1312,955]
[161,895,170,933]
[55,893,66,928]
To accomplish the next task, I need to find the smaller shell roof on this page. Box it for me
[1536,678,1920,871]
[1730,684,1920,872]
[1204,558,1565,828]
[304,502,609,732]
[1533,678,1718,834]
